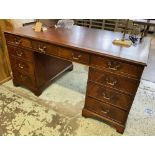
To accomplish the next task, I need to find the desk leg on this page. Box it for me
[115,125,125,134]
[82,108,125,134]
[13,79,20,87]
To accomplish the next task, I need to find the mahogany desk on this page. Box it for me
[4,25,151,133]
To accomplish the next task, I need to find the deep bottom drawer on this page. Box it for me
[85,97,128,124]
[13,70,35,89]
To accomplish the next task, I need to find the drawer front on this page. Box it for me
[10,56,34,75]
[13,70,35,89]
[85,97,127,124]
[89,67,139,95]
[5,34,32,48]
[87,82,133,110]
[59,47,90,65]
[32,40,59,56]
[72,50,90,65]
[7,45,34,61]
[90,55,143,79]
[59,47,72,60]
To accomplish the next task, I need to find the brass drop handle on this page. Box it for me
[14,38,21,45]
[72,54,81,60]
[102,92,110,100]
[38,46,46,53]
[18,63,24,69]
[101,109,109,114]
[106,80,117,86]
[16,50,23,57]
[107,61,120,71]
[106,76,117,86]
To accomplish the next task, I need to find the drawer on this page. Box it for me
[7,45,34,61]
[90,55,144,79]
[72,50,90,65]
[10,56,34,75]
[31,40,59,56]
[59,47,90,65]
[58,47,72,60]
[13,70,35,89]
[5,34,32,48]
[87,82,133,110]
[89,67,139,95]
[85,97,127,124]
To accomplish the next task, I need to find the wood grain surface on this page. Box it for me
[4,25,151,66]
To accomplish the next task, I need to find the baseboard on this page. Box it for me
[0,76,12,85]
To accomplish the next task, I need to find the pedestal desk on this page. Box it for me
[4,25,151,133]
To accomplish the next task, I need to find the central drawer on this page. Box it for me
[85,97,127,124]
[13,70,35,89]
[58,47,90,65]
[89,67,139,95]
[87,82,133,110]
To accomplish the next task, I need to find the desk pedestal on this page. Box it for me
[11,50,73,96]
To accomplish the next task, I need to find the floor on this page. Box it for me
[1,62,155,135]
[142,35,155,82]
